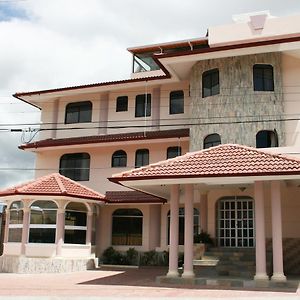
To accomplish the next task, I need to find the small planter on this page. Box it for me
[193,243,205,259]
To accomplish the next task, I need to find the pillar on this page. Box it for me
[270,181,286,282]
[3,210,10,244]
[182,184,195,278]
[200,194,208,232]
[167,184,180,277]
[254,181,268,281]
[86,211,93,245]
[56,207,65,256]
[21,206,30,256]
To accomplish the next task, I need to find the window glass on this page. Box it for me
[59,153,90,181]
[256,130,278,148]
[8,201,24,242]
[111,150,127,167]
[202,69,220,98]
[253,64,274,91]
[203,133,221,149]
[8,228,22,242]
[169,90,184,114]
[135,149,149,168]
[112,209,143,246]
[65,101,92,124]
[135,94,151,117]
[167,146,182,159]
[116,96,128,112]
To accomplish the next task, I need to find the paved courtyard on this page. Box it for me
[0,267,299,299]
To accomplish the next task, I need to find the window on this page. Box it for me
[256,130,278,148]
[169,90,184,114]
[204,133,221,149]
[8,201,23,242]
[64,202,87,244]
[167,146,182,159]
[65,101,92,124]
[29,201,57,243]
[135,94,151,117]
[116,96,128,112]
[135,149,149,168]
[59,153,90,181]
[112,209,143,246]
[202,69,220,98]
[111,150,127,167]
[253,64,274,91]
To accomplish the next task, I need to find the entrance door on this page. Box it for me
[218,196,254,248]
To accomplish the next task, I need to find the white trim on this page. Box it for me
[65,225,87,230]
[29,224,56,229]
[8,224,23,229]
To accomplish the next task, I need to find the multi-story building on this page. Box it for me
[1,12,300,285]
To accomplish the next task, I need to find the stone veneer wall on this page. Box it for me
[190,53,284,151]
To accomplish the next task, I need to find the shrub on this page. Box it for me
[194,231,213,244]
[126,248,139,265]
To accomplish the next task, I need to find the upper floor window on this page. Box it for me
[169,90,184,114]
[65,101,92,124]
[256,130,278,148]
[253,64,274,91]
[135,94,151,117]
[112,150,127,167]
[59,153,90,181]
[116,96,128,112]
[135,149,149,168]
[167,146,182,159]
[202,69,220,98]
[203,133,221,149]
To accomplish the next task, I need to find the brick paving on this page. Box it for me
[0,267,298,299]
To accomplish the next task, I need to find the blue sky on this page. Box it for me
[0,1,27,21]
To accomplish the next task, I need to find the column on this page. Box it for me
[55,207,65,256]
[182,184,195,278]
[21,206,30,256]
[167,184,180,278]
[86,211,93,245]
[200,194,208,232]
[254,181,268,281]
[3,210,10,244]
[270,181,287,282]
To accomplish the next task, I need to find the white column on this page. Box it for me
[21,206,30,256]
[200,194,208,232]
[254,181,268,281]
[270,181,287,282]
[182,184,195,278]
[3,210,10,243]
[86,211,93,245]
[167,184,180,278]
[55,207,65,256]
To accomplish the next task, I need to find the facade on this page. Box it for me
[1,11,300,282]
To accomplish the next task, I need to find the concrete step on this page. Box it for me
[193,259,219,266]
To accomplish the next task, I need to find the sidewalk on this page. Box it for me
[0,267,298,299]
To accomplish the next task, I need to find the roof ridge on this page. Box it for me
[54,173,67,194]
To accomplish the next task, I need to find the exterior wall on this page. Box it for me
[34,140,189,194]
[190,53,284,151]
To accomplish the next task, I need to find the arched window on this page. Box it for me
[59,153,90,181]
[167,146,182,159]
[112,209,143,246]
[65,202,87,245]
[202,68,220,98]
[29,201,57,243]
[65,101,92,124]
[256,130,278,148]
[253,64,274,91]
[8,201,23,242]
[169,90,184,114]
[203,133,221,149]
[135,149,149,168]
[167,208,199,245]
[111,150,127,167]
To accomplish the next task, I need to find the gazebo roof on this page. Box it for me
[0,173,106,202]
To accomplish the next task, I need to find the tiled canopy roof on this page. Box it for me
[111,144,300,181]
[19,129,189,150]
[0,173,106,201]
[105,191,166,204]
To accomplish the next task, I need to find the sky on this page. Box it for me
[0,0,300,189]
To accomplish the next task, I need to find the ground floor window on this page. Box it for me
[217,196,254,248]
[29,200,57,243]
[8,201,23,242]
[112,209,143,246]
[64,202,87,244]
[167,208,200,245]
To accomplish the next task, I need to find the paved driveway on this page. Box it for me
[0,267,299,299]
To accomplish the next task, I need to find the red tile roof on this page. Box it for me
[105,191,166,204]
[0,173,106,201]
[19,129,189,150]
[110,144,300,181]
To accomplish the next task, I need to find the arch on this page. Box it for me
[256,130,278,148]
[203,133,221,149]
[112,208,143,246]
[111,150,127,167]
